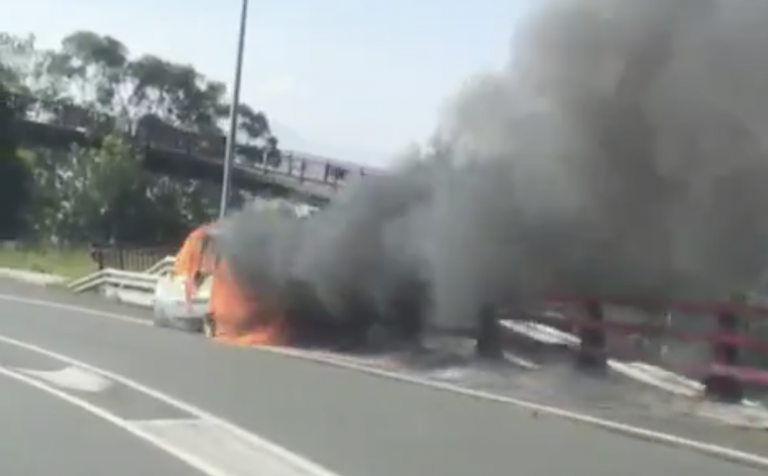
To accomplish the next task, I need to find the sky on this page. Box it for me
[1,0,535,167]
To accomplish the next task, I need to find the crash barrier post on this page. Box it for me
[522,296,768,403]
[476,304,504,359]
[576,300,607,369]
[703,304,744,402]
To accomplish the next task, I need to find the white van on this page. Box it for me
[151,227,221,334]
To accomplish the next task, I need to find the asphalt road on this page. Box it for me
[0,371,198,476]
[0,279,765,476]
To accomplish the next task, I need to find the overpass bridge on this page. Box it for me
[8,93,382,207]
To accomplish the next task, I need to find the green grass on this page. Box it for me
[0,245,96,279]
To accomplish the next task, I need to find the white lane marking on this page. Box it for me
[0,366,227,476]
[0,294,151,326]
[0,294,767,468]
[0,334,341,476]
[11,363,322,475]
[253,349,768,469]
[16,365,112,392]
[132,419,321,476]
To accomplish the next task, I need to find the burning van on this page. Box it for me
[153,220,288,346]
[152,224,216,334]
[153,201,432,350]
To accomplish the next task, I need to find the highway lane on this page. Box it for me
[0,369,198,476]
[0,281,766,476]
[4,278,768,451]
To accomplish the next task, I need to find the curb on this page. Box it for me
[0,268,67,286]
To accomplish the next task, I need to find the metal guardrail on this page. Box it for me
[68,268,160,294]
[143,256,175,276]
[518,296,768,402]
[68,255,175,294]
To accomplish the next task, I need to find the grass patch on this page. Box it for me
[0,245,96,279]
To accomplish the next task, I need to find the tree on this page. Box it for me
[0,30,280,245]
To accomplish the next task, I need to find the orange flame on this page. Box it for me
[207,259,286,347]
[175,225,287,347]
[212,323,284,347]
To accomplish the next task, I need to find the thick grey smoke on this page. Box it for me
[219,0,768,345]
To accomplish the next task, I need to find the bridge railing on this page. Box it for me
[511,296,768,402]
[134,114,381,193]
[253,150,379,189]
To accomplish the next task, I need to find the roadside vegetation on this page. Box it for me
[0,244,94,278]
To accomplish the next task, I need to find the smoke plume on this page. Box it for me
[218,0,768,346]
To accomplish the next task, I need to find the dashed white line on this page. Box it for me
[0,365,229,476]
[132,419,320,476]
[0,294,151,326]
[0,334,342,476]
[16,365,113,392]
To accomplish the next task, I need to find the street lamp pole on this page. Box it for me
[218,0,250,219]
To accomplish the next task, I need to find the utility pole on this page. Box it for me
[218,0,250,219]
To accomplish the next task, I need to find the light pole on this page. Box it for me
[218,0,250,219]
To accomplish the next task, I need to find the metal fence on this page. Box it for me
[89,245,177,272]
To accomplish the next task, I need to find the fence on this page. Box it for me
[240,150,378,190]
[507,296,768,403]
[89,245,177,272]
